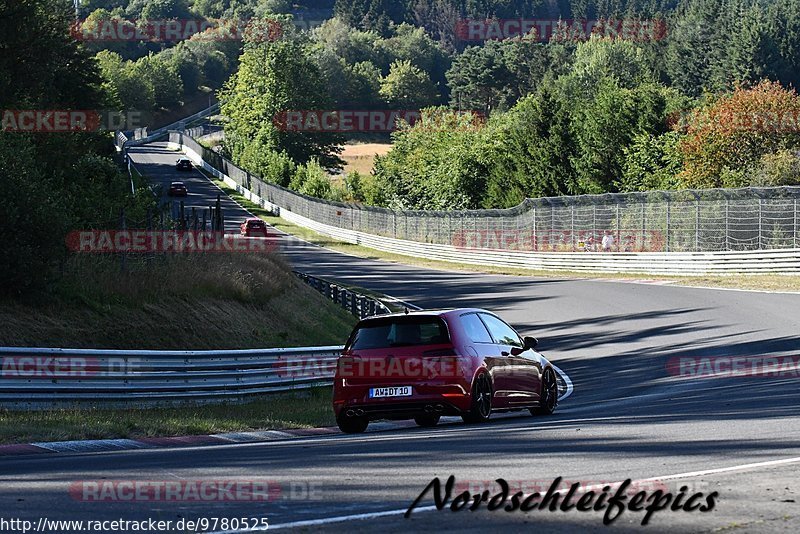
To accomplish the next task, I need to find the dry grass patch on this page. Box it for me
[340,142,392,175]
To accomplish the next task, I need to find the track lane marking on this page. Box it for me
[552,363,573,401]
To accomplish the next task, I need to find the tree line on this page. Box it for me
[1,0,155,295]
[219,1,800,209]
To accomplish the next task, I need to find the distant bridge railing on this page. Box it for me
[0,346,341,409]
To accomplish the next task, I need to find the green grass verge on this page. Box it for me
[0,387,334,444]
[1,252,356,349]
[212,179,800,293]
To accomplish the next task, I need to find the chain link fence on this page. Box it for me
[174,131,800,253]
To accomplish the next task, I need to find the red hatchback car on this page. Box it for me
[332,308,559,433]
[240,218,270,237]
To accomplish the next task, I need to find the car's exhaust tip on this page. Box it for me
[345,409,355,417]
[355,409,365,416]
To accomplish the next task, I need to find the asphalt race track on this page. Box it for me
[2,142,799,533]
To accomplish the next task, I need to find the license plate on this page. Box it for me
[369,386,412,398]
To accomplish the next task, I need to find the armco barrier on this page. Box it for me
[0,346,342,408]
[294,271,393,317]
[170,133,800,275]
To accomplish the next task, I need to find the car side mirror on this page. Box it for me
[523,336,538,350]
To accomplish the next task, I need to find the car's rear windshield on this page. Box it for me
[249,221,265,227]
[348,316,450,349]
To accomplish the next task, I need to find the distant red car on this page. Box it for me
[332,308,559,433]
[167,181,188,197]
[240,218,270,237]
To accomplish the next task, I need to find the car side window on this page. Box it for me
[478,314,523,348]
[460,313,493,343]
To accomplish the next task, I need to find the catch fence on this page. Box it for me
[172,132,800,253]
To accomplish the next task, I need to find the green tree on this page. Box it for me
[665,0,727,97]
[570,81,668,193]
[485,87,579,206]
[219,18,344,169]
[678,81,800,188]
[379,59,438,109]
[132,53,183,109]
[619,132,684,191]
[95,50,157,111]
[378,23,451,100]
[161,42,202,97]
[373,108,489,209]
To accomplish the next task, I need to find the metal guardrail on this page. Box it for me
[294,271,392,318]
[0,346,342,408]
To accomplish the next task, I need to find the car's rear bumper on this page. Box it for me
[340,400,463,420]
[333,383,470,419]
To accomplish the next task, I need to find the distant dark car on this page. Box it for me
[175,157,193,171]
[167,181,188,197]
[240,218,270,237]
[332,308,559,433]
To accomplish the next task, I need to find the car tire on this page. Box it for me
[336,415,368,434]
[530,367,558,416]
[461,372,492,424]
[414,414,441,427]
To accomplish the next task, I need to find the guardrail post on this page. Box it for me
[725,197,730,250]
[666,198,671,252]
[570,203,575,251]
[352,295,359,316]
[340,289,347,310]
[695,198,700,251]
[641,200,646,250]
[369,300,376,317]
